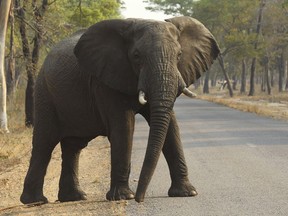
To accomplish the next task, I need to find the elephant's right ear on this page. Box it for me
[74,19,138,95]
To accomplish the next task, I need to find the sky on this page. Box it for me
[121,0,171,21]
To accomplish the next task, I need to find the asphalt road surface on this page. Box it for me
[126,96,288,216]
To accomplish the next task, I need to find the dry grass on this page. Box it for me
[0,88,33,172]
[197,87,288,121]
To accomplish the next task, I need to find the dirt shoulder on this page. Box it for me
[0,137,127,216]
[198,92,288,122]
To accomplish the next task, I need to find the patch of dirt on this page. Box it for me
[0,137,127,215]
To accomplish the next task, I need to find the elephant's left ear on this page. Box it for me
[74,19,138,95]
[165,16,220,86]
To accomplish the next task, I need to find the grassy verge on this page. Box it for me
[197,88,288,121]
[0,88,32,172]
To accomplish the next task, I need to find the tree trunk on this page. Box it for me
[278,55,283,91]
[281,51,288,91]
[203,70,210,94]
[240,59,246,94]
[7,0,15,96]
[261,59,266,92]
[211,70,218,87]
[15,0,48,127]
[278,49,288,92]
[248,0,266,96]
[285,59,288,90]
[15,0,33,126]
[271,69,274,87]
[0,0,12,133]
[261,68,266,92]
[249,57,256,96]
[15,0,30,58]
[232,74,237,90]
[264,56,271,95]
[218,55,233,97]
[25,0,48,127]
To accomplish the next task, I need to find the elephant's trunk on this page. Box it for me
[135,69,178,202]
[135,100,173,202]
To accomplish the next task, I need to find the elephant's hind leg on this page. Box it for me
[140,109,197,198]
[58,137,89,202]
[163,112,198,197]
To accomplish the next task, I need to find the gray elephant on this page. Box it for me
[20,16,220,204]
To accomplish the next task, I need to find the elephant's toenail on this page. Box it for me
[191,190,198,196]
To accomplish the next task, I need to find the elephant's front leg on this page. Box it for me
[58,137,89,202]
[106,110,135,201]
[163,112,198,197]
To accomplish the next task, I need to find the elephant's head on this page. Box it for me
[74,16,220,202]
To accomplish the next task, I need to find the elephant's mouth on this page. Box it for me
[138,87,196,105]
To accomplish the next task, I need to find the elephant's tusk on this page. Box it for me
[183,87,197,98]
[139,91,147,105]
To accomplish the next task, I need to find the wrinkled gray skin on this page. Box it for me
[20,16,220,204]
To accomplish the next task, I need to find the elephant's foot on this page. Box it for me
[20,191,48,205]
[106,185,134,201]
[58,187,87,202]
[168,180,198,197]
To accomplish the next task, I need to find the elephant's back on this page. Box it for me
[42,30,86,87]
[41,30,87,109]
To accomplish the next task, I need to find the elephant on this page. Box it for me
[20,16,220,204]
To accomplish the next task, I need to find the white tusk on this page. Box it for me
[183,87,197,98]
[139,91,147,105]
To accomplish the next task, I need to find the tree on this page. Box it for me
[218,55,233,97]
[240,59,247,94]
[203,69,210,94]
[263,0,288,92]
[248,0,266,96]
[15,0,52,127]
[264,56,272,95]
[6,0,15,95]
[0,0,11,133]
[69,0,121,27]
[25,0,49,127]
[145,0,193,16]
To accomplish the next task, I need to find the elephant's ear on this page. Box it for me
[165,16,220,86]
[74,19,138,95]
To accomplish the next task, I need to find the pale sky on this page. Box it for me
[121,0,171,21]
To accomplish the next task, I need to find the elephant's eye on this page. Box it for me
[133,50,140,61]
[177,51,182,61]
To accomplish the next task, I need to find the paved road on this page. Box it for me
[126,96,288,216]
